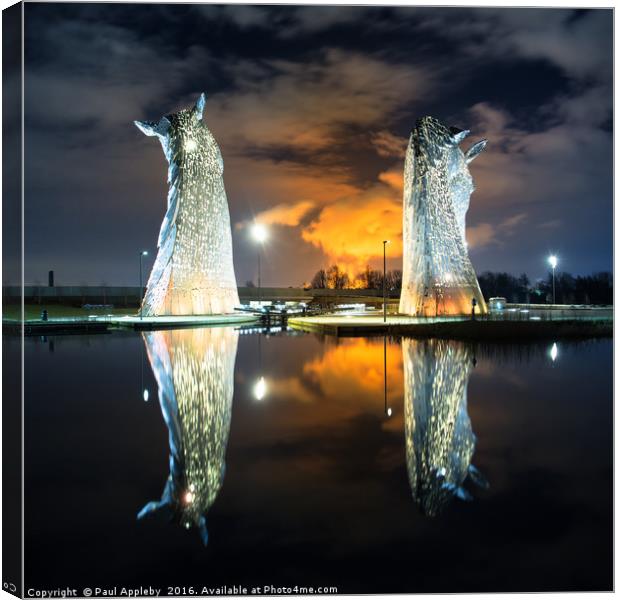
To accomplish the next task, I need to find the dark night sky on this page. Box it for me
[16,3,613,286]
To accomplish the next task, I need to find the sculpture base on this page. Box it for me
[144,286,240,317]
[399,285,487,317]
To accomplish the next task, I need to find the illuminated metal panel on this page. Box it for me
[135,93,239,315]
[138,326,239,544]
[400,116,488,316]
[402,338,487,516]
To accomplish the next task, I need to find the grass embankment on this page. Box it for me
[289,316,612,340]
[2,304,136,321]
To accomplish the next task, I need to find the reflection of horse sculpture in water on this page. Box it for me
[135,93,239,316]
[399,116,488,316]
[402,338,488,516]
[138,327,238,544]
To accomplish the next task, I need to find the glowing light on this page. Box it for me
[135,93,239,316]
[550,342,558,362]
[548,255,558,269]
[185,491,194,504]
[143,389,149,401]
[387,407,392,417]
[253,376,267,400]
[400,117,488,317]
[141,250,148,256]
[251,223,268,243]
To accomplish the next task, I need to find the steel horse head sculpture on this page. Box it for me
[400,116,488,317]
[135,93,239,316]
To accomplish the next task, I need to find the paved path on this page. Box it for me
[7,313,259,334]
[106,314,259,328]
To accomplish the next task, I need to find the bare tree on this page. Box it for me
[326,264,349,289]
[386,269,403,292]
[311,268,328,289]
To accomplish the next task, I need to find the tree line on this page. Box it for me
[305,265,612,305]
[309,264,403,292]
[477,271,613,305]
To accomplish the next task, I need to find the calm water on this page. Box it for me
[15,327,612,593]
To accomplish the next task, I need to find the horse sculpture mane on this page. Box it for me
[135,93,239,316]
[400,116,488,317]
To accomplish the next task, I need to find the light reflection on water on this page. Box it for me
[138,329,585,537]
[403,339,488,517]
[138,327,239,544]
[20,329,611,592]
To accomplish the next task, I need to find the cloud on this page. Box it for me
[467,213,528,250]
[500,213,528,229]
[377,168,403,191]
[25,19,212,134]
[494,9,612,82]
[277,6,372,38]
[465,101,611,213]
[371,130,407,158]
[252,201,315,227]
[226,157,358,218]
[195,5,374,39]
[466,223,497,250]
[207,48,431,154]
[548,85,611,128]
[301,182,402,274]
[412,8,611,84]
[199,5,274,29]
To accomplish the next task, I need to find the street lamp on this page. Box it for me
[139,250,148,319]
[383,240,390,323]
[251,223,268,305]
[548,255,558,304]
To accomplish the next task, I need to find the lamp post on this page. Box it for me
[548,255,558,305]
[383,240,390,323]
[139,250,148,320]
[251,223,268,306]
